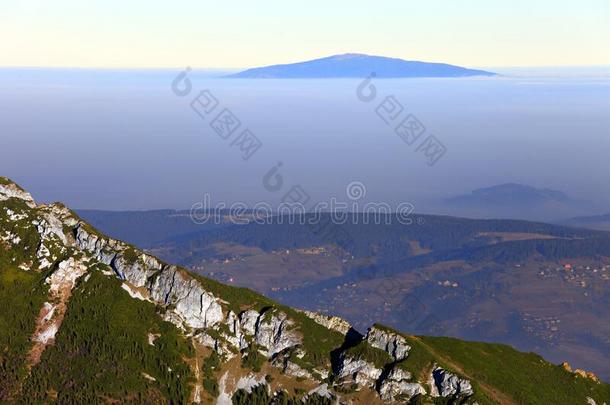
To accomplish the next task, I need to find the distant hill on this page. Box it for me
[446,183,572,206]
[562,213,610,231]
[76,209,225,248]
[443,183,594,221]
[226,53,496,78]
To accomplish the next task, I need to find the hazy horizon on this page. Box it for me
[1,67,609,223]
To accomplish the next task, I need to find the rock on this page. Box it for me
[238,309,303,357]
[284,361,313,379]
[239,310,260,336]
[74,225,224,330]
[0,179,36,208]
[46,258,88,294]
[586,396,608,405]
[149,267,224,329]
[195,331,234,358]
[574,369,600,383]
[224,311,248,350]
[429,366,474,398]
[300,310,352,335]
[563,361,600,383]
[366,325,411,361]
[378,365,426,401]
[304,384,333,401]
[335,354,382,388]
[271,348,314,380]
[254,310,302,357]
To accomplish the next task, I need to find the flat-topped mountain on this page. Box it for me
[1,177,608,404]
[443,183,596,221]
[226,53,496,78]
[446,183,573,206]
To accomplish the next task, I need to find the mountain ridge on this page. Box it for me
[1,176,608,404]
[226,53,496,78]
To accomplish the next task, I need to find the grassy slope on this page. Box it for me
[411,335,610,405]
[20,270,195,404]
[421,336,610,405]
[362,324,610,404]
[0,197,49,401]
[0,266,47,401]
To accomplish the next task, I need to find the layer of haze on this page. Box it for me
[1,0,609,68]
[1,68,609,222]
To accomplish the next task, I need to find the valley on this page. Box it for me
[79,210,610,382]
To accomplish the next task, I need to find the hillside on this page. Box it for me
[226,53,496,78]
[562,213,610,232]
[1,177,609,404]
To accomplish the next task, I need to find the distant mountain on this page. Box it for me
[446,183,572,206]
[226,53,496,78]
[443,183,594,221]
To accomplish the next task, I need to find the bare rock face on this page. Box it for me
[0,179,36,208]
[255,310,302,357]
[366,326,411,361]
[74,225,127,269]
[224,311,248,351]
[300,310,352,336]
[271,349,314,380]
[239,310,260,336]
[429,366,474,398]
[150,267,224,329]
[335,354,382,389]
[303,384,334,402]
[74,225,224,330]
[75,225,158,286]
[378,366,426,402]
[195,331,236,359]
[238,309,303,357]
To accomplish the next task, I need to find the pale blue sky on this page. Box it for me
[1,0,609,68]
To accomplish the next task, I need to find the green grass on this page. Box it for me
[343,340,393,369]
[0,265,48,401]
[20,270,195,404]
[202,352,219,397]
[242,345,266,372]
[418,336,610,405]
[121,247,140,266]
[0,200,42,267]
[232,385,333,405]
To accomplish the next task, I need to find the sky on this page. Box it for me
[1,0,609,69]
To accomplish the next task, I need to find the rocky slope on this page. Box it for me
[1,176,609,404]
